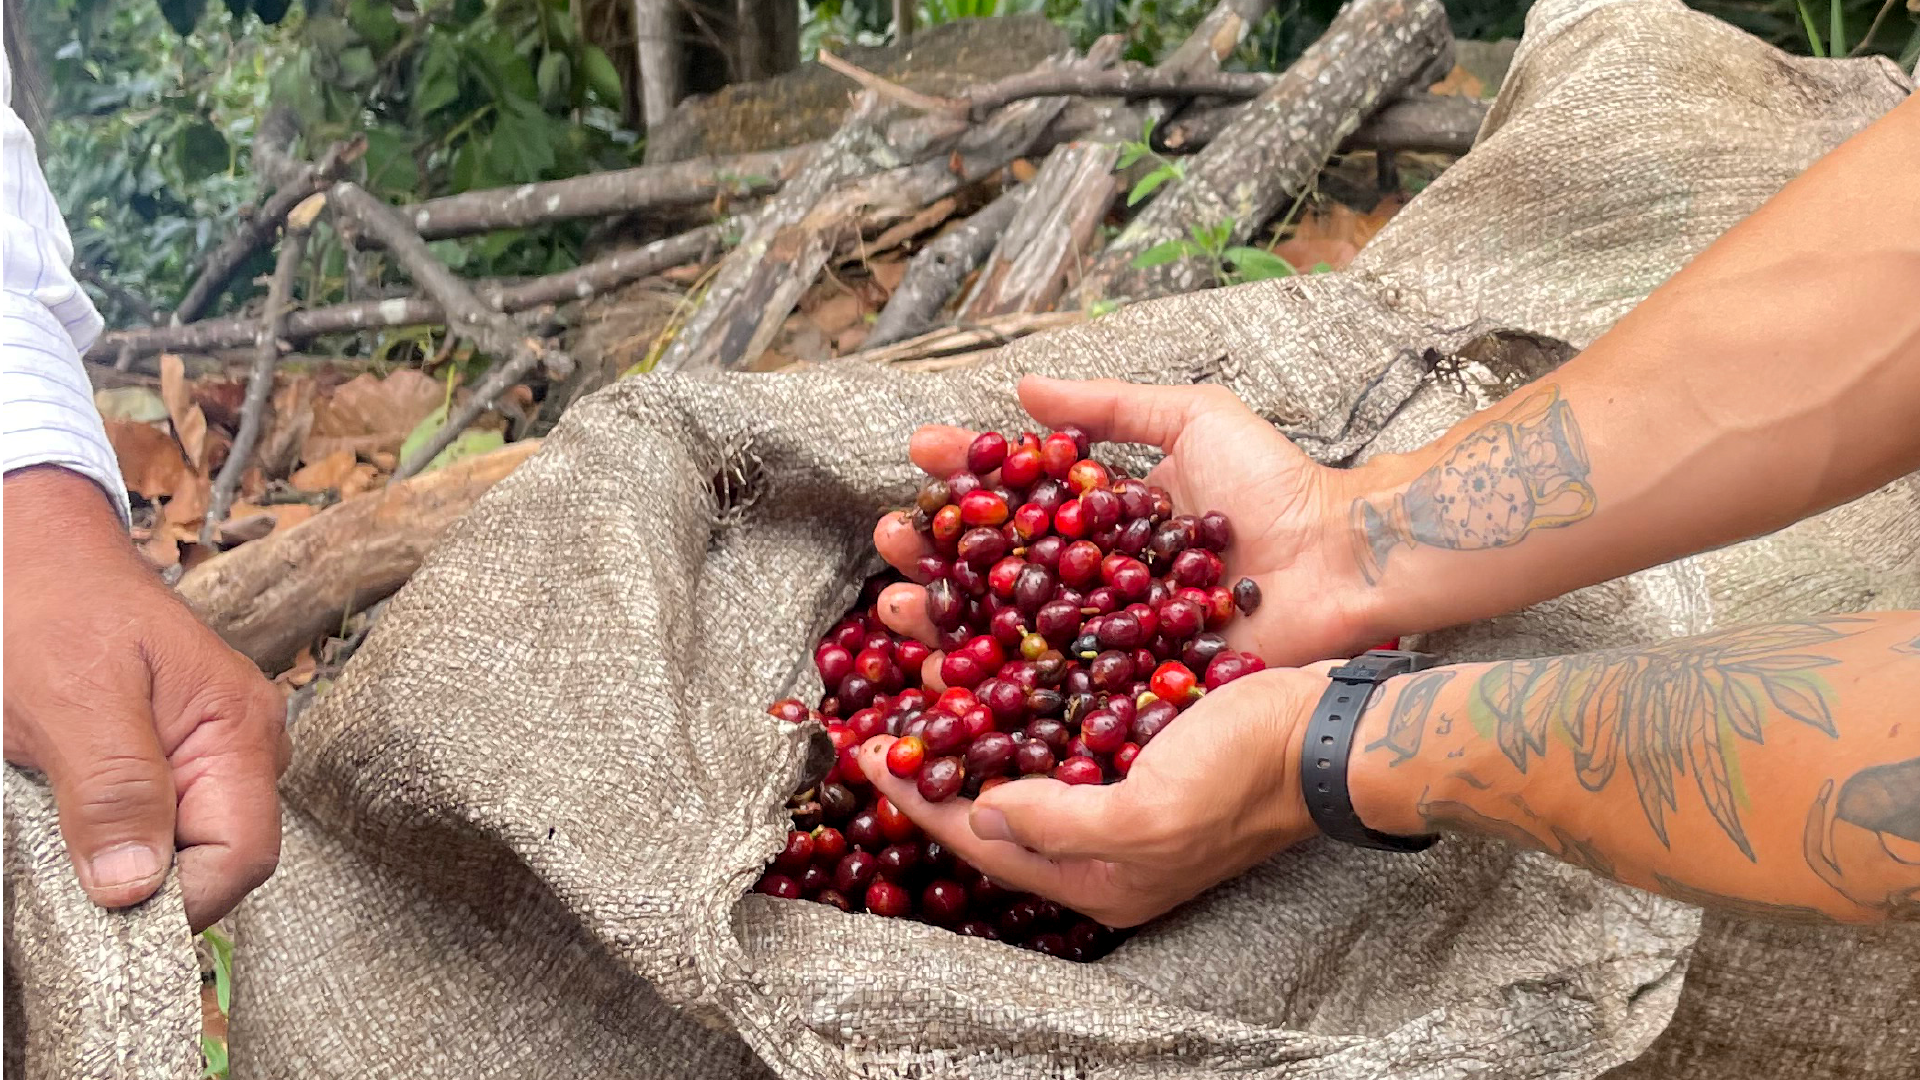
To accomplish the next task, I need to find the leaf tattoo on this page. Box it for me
[1465,618,1867,860]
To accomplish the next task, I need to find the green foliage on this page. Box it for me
[1116,120,1186,206]
[200,1035,228,1079]
[34,0,637,326]
[1133,218,1298,286]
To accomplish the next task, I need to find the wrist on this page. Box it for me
[1324,451,1431,644]
[1345,662,1483,839]
[4,466,138,570]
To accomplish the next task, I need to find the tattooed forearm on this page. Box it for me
[1417,782,1614,877]
[1350,384,1596,585]
[1648,873,1838,924]
[1363,670,1455,765]
[1804,757,1920,921]
[1469,618,1868,861]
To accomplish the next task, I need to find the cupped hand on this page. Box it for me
[4,467,289,932]
[870,376,1382,672]
[857,666,1330,927]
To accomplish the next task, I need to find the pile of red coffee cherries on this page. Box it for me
[754,427,1266,960]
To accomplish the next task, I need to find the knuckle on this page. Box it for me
[64,753,171,823]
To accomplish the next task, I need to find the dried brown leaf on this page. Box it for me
[290,449,358,493]
[260,375,317,479]
[160,354,211,473]
[103,419,192,500]
[301,369,444,466]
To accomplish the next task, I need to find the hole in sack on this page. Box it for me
[708,446,769,532]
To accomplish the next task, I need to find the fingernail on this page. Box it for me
[88,843,163,889]
[971,808,1012,843]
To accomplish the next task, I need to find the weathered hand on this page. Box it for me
[3,467,289,932]
[858,666,1329,927]
[870,376,1382,673]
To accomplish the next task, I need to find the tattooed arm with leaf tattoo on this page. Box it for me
[1350,614,1920,923]
[861,97,1920,928]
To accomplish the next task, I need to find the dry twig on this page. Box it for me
[200,196,323,546]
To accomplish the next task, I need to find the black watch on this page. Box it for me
[1300,649,1439,853]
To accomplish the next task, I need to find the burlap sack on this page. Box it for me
[4,0,1912,1075]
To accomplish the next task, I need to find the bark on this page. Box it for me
[326,183,572,382]
[201,228,308,546]
[399,147,809,241]
[1157,0,1277,78]
[177,439,542,672]
[959,142,1118,319]
[1162,90,1485,155]
[963,67,1276,119]
[634,0,682,134]
[90,227,722,366]
[866,185,1028,348]
[893,0,914,46]
[737,0,801,79]
[1071,0,1452,303]
[656,36,1123,374]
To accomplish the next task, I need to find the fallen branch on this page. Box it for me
[91,227,722,366]
[329,182,576,480]
[963,67,1276,119]
[960,141,1118,319]
[1072,0,1452,303]
[657,37,1123,373]
[75,265,159,326]
[332,183,570,379]
[200,204,316,546]
[177,439,542,672]
[400,147,808,241]
[1163,90,1485,155]
[866,185,1029,348]
[171,137,362,325]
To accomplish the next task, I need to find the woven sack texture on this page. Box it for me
[3,0,1911,1076]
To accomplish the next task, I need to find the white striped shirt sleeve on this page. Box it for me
[0,5,129,526]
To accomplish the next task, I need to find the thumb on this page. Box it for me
[970,775,1139,862]
[34,693,177,911]
[1018,376,1225,452]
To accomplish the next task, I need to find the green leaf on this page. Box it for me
[1827,0,1845,57]
[413,38,462,121]
[536,52,570,109]
[1115,143,1145,170]
[348,0,404,57]
[200,1035,228,1079]
[201,927,234,1014]
[400,406,507,474]
[1311,261,1334,274]
[1130,240,1189,268]
[158,0,206,36]
[360,128,419,198]
[335,46,378,89]
[581,46,623,104]
[172,122,229,183]
[1793,0,1827,55]
[1224,246,1296,281]
[1126,167,1175,207]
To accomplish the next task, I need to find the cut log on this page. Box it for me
[655,37,1123,373]
[89,227,721,367]
[959,142,1118,319]
[399,147,808,241]
[1070,0,1451,303]
[1158,0,1278,78]
[635,0,682,135]
[178,439,542,672]
[866,185,1028,348]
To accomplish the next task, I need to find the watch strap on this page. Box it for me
[1301,649,1439,853]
